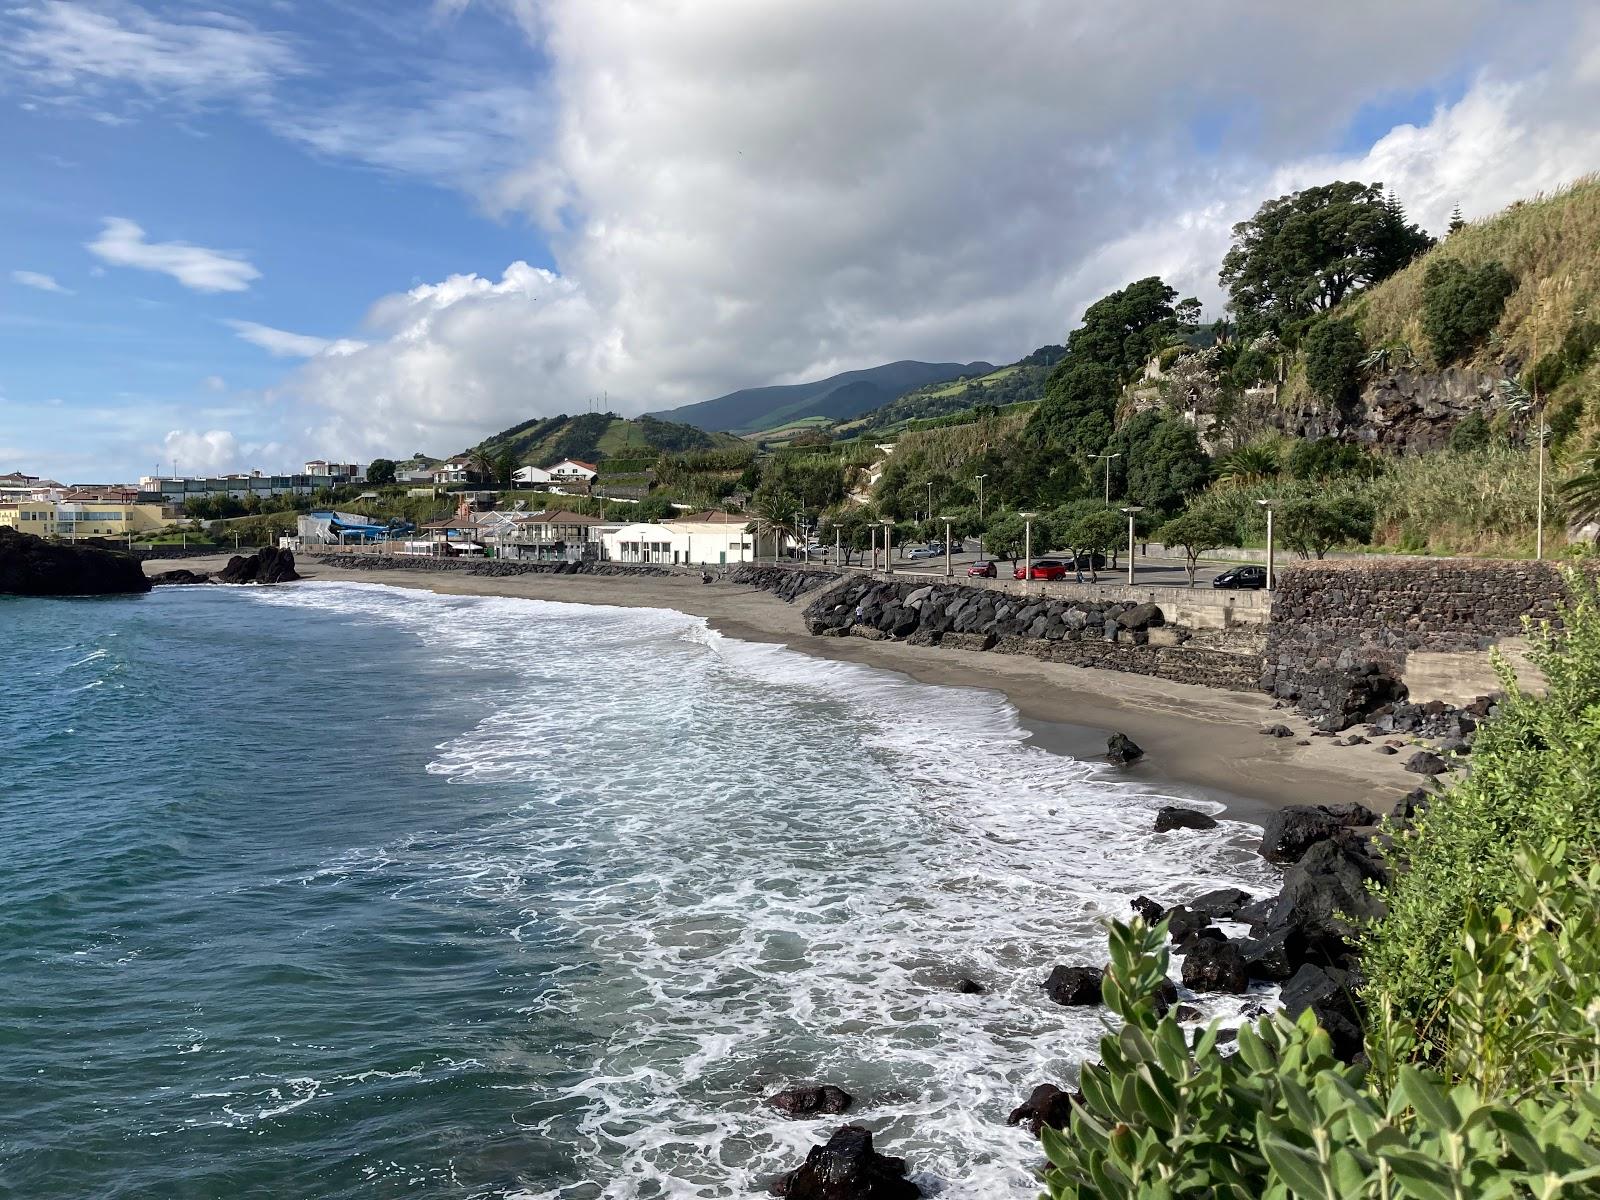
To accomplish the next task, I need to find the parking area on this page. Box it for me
[879,540,1256,589]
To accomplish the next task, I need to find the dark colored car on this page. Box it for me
[1212,564,1268,589]
[1067,552,1106,570]
[1015,559,1068,581]
[966,560,997,578]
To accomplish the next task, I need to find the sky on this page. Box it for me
[2,1,1599,483]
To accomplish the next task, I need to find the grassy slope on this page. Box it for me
[470,414,742,466]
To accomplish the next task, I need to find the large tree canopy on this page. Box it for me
[1104,410,1212,517]
[1219,181,1433,334]
[1067,276,1199,383]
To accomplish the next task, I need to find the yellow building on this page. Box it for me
[0,500,168,538]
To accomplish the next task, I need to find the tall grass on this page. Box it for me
[1352,174,1600,366]
[1367,444,1552,556]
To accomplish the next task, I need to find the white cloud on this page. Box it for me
[281,1,1600,459]
[225,319,365,359]
[202,374,226,393]
[11,269,73,294]
[87,217,260,293]
[160,428,240,474]
[2,1,299,102]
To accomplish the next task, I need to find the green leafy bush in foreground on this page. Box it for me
[1040,571,1600,1197]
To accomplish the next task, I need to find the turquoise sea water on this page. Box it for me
[0,582,1276,1198]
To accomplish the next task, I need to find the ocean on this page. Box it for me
[0,581,1278,1198]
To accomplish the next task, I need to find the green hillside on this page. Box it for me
[467,412,743,467]
[837,344,1063,436]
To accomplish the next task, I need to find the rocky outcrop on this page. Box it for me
[148,568,211,585]
[1041,965,1103,1006]
[1153,806,1217,833]
[1258,803,1374,864]
[1180,938,1248,994]
[1006,1084,1078,1136]
[1106,732,1144,766]
[773,1125,921,1199]
[767,1086,854,1118]
[729,564,841,601]
[217,546,300,584]
[0,527,151,596]
[1287,363,1508,453]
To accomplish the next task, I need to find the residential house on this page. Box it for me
[601,514,760,565]
[0,498,169,538]
[548,459,598,483]
[512,464,553,486]
[303,460,363,481]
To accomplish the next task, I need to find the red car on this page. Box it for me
[966,561,997,578]
[1015,559,1068,581]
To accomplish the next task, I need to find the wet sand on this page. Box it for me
[149,555,1420,822]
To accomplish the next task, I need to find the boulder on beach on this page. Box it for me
[1281,963,1365,1060]
[1006,1084,1078,1136]
[1180,937,1249,993]
[1041,964,1103,1006]
[217,546,300,585]
[1186,888,1253,920]
[0,527,151,596]
[1404,750,1450,775]
[148,568,211,586]
[1106,732,1144,766]
[1130,895,1165,924]
[773,1124,921,1199]
[1153,806,1217,833]
[1258,804,1369,864]
[767,1085,854,1118]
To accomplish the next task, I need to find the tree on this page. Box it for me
[495,451,517,486]
[1275,493,1375,559]
[1302,317,1365,404]
[1420,258,1517,364]
[1023,361,1120,458]
[1447,203,1466,235]
[1066,276,1199,383]
[1216,443,1281,487]
[1157,506,1238,585]
[1219,181,1434,334]
[1053,502,1123,581]
[984,511,1027,559]
[1105,411,1212,517]
[823,507,877,564]
[1286,437,1378,481]
[467,448,497,484]
[366,458,397,485]
[634,494,677,522]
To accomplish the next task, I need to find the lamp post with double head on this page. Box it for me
[1092,452,1120,505]
[1119,506,1144,587]
[1257,498,1275,590]
[881,518,895,570]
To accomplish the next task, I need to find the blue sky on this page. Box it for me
[2,1,1595,482]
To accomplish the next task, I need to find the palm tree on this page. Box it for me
[750,498,800,561]
[1560,454,1600,529]
[467,448,497,485]
[1216,444,1281,488]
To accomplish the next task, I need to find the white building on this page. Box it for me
[600,513,762,565]
[548,458,598,482]
[512,464,553,485]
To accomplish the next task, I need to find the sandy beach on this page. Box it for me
[149,554,1422,822]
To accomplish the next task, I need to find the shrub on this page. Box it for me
[1363,570,1600,1040]
[1286,437,1378,481]
[1421,258,1517,364]
[1447,412,1492,453]
[1303,317,1365,404]
[1275,493,1375,558]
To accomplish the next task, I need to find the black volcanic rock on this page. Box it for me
[1106,732,1144,766]
[148,568,211,585]
[0,527,150,596]
[1154,806,1218,833]
[217,546,300,584]
[1041,965,1104,1006]
[767,1085,854,1118]
[773,1124,921,1198]
[1006,1084,1078,1136]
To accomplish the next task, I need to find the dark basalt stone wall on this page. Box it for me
[311,554,673,578]
[1263,559,1572,727]
[728,564,841,601]
[802,575,1260,691]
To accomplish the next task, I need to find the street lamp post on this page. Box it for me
[926,481,933,529]
[1020,511,1037,586]
[941,517,954,577]
[1092,452,1121,506]
[1257,498,1275,590]
[974,474,988,558]
[834,526,841,568]
[1119,506,1145,587]
[882,519,895,569]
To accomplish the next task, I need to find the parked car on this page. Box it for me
[1015,559,1069,581]
[1067,552,1106,570]
[966,560,997,578]
[1212,564,1268,589]
[906,544,945,560]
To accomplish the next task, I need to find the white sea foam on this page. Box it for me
[246,582,1280,1198]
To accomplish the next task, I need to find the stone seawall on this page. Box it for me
[311,554,672,579]
[727,564,841,602]
[1264,558,1574,726]
[802,575,1263,691]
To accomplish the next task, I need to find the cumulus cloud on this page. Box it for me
[11,269,72,294]
[278,1,1600,459]
[87,217,260,293]
[225,319,365,359]
[1,1,299,102]
[160,428,240,474]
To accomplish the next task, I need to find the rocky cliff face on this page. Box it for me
[0,527,152,596]
[1286,363,1511,453]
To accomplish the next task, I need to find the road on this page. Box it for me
[859,539,1250,589]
